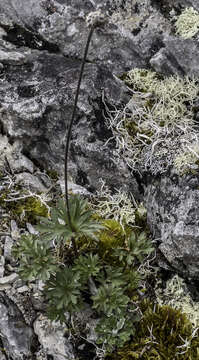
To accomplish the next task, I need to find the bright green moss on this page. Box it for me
[106,300,199,360]
[75,218,127,261]
[13,196,48,224]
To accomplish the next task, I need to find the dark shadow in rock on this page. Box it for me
[2,23,59,53]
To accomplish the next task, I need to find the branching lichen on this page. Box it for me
[108,0,150,33]
[91,180,136,230]
[155,274,199,329]
[174,142,199,175]
[104,68,199,175]
[175,7,199,39]
[106,299,199,359]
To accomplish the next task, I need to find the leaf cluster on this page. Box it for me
[13,195,154,353]
[13,234,57,281]
[36,195,103,244]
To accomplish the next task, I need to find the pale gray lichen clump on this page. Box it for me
[85,10,106,28]
[91,180,136,229]
[155,274,199,328]
[175,7,199,39]
[104,68,199,175]
[174,143,199,175]
[109,0,150,33]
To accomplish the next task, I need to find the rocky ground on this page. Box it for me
[1,0,199,359]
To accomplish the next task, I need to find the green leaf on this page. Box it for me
[44,266,84,318]
[36,195,103,246]
[92,283,129,317]
[73,253,101,284]
[13,234,56,281]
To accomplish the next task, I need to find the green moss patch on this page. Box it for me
[107,301,199,359]
[0,189,48,226]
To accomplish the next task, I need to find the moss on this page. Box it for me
[175,7,199,39]
[106,301,199,360]
[155,274,199,329]
[46,169,59,181]
[97,219,127,261]
[0,188,48,226]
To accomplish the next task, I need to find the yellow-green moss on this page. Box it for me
[106,300,199,360]
[97,219,127,260]
[156,274,199,329]
[46,169,59,181]
[0,189,48,226]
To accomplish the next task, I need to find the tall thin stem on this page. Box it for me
[64,26,95,252]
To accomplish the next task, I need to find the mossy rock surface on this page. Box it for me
[0,188,48,226]
[107,300,199,360]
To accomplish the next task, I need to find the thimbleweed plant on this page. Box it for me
[36,196,103,245]
[14,220,154,352]
[13,12,154,355]
[13,234,57,281]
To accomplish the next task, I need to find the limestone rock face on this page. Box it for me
[0,293,36,360]
[34,315,75,360]
[2,5,199,359]
[145,172,199,279]
[150,36,199,76]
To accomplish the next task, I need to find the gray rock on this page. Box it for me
[59,179,92,196]
[0,0,167,196]
[0,50,138,194]
[0,0,47,28]
[6,152,34,174]
[3,236,13,262]
[17,285,30,293]
[15,173,48,192]
[0,49,27,65]
[34,314,75,360]
[151,36,199,77]
[0,272,18,285]
[0,256,5,278]
[26,222,39,235]
[0,350,6,360]
[0,292,36,360]
[145,172,199,279]
[10,220,20,240]
[38,0,147,74]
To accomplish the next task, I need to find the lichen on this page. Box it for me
[155,274,199,329]
[0,187,48,226]
[174,143,199,175]
[109,0,150,33]
[104,68,199,175]
[91,181,136,230]
[175,7,199,39]
[106,300,199,359]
